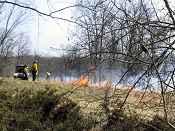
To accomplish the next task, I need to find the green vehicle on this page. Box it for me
[13,64,29,80]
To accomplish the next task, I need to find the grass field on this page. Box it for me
[0,78,174,131]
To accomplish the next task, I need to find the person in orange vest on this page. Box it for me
[31,60,39,81]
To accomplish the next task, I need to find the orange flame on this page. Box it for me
[72,75,89,87]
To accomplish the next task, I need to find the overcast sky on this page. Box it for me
[12,0,175,56]
[24,0,77,56]
[27,0,169,56]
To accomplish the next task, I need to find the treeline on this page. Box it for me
[0,53,131,80]
[0,55,90,79]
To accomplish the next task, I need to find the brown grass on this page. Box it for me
[0,78,174,130]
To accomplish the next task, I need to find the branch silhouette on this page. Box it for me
[0,0,85,27]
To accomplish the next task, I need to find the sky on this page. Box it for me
[27,0,172,56]
[8,0,175,56]
[24,0,77,56]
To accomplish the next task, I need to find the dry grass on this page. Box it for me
[0,78,174,130]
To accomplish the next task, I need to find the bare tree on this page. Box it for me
[0,0,174,129]
[71,0,175,128]
[0,3,27,75]
[15,33,30,64]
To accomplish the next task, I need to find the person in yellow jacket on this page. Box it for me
[31,61,39,81]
